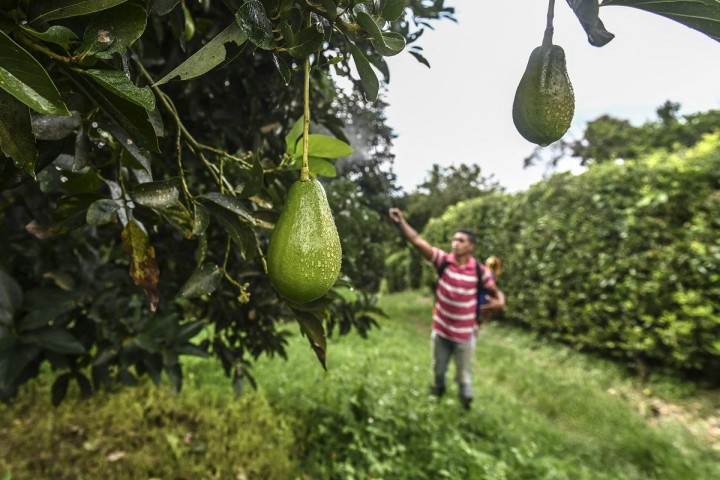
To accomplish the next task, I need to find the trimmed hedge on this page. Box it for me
[422,134,720,381]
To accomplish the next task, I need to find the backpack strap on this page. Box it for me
[436,259,450,278]
[475,260,487,323]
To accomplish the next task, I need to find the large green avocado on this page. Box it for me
[512,44,575,147]
[267,178,342,304]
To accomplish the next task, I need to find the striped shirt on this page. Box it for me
[430,247,496,343]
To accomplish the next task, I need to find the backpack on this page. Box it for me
[436,257,489,323]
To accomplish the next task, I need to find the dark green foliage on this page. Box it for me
[424,134,720,382]
[0,0,454,403]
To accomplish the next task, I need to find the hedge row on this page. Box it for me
[418,134,720,381]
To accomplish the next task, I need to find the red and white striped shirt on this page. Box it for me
[430,247,496,343]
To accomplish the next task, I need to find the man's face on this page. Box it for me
[451,232,475,256]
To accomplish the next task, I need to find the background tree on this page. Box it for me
[525,101,720,168]
[404,163,503,231]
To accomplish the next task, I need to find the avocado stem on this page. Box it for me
[301,55,311,182]
[543,0,555,47]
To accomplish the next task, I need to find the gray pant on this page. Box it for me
[431,331,476,401]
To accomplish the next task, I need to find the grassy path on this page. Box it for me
[1,290,718,479]
[253,290,720,479]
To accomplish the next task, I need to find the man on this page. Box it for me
[388,208,505,409]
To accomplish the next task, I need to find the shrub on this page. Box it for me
[0,379,299,479]
[423,134,720,381]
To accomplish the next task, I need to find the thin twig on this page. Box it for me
[543,0,555,46]
[300,54,311,182]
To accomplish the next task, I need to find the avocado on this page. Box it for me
[267,178,342,304]
[512,44,575,146]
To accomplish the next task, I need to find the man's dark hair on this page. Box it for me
[456,228,477,245]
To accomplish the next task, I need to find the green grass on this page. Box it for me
[1,290,718,480]
[252,290,720,479]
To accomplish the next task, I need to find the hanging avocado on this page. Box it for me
[512,44,575,146]
[267,178,342,304]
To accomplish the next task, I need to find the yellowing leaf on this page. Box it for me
[121,220,160,311]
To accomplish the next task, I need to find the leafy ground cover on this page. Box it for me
[1,291,718,479]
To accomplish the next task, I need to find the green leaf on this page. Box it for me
[67,68,159,152]
[367,50,389,80]
[271,52,292,85]
[0,269,22,326]
[162,202,195,238]
[28,0,128,23]
[148,0,181,16]
[75,373,92,398]
[287,26,324,58]
[30,112,81,141]
[251,209,278,229]
[192,203,210,235]
[408,48,430,68]
[179,263,222,298]
[348,41,379,101]
[86,199,120,225]
[0,90,37,175]
[25,193,101,239]
[51,373,71,406]
[236,156,265,199]
[355,11,385,44]
[20,328,85,355]
[82,69,155,111]
[292,309,327,369]
[235,0,276,50]
[205,205,257,260]
[381,0,405,21]
[566,0,615,46]
[131,179,181,209]
[308,157,337,178]
[121,220,160,311]
[320,0,338,19]
[0,31,71,116]
[154,22,248,85]
[20,25,79,52]
[284,117,304,155]
[75,3,147,61]
[294,134,354,159]
[601,0,720,42]
[116,129,154,175]
[199,192,254,222]
[175,320,205,342]
[20,288,77,332]
[371,31,406,57]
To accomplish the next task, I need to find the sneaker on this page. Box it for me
[428,385,446,398]
[460,396,472,410]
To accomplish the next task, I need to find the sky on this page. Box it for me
[383,1,720,193]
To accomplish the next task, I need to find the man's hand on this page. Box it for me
[388,207,404,225]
